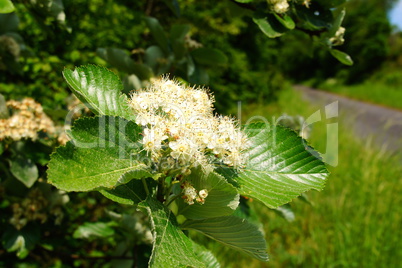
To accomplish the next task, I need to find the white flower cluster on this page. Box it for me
[0,98,56,141]
[128,77,248,172]
[269,0,289,14]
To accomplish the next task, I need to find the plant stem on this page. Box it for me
[142,178,150,196]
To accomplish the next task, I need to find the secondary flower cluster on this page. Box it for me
[0,98,55,141]
[128,78,248,173]
[181,181,208,205]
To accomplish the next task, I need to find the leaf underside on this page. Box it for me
[182,216,269,262]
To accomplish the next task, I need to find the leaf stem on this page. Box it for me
[165,193,181,207]
[142,178,150,196]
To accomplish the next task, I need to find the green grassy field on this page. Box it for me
[192,88,402,267]
[318,80,402,111]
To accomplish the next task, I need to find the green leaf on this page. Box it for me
[9,156,38,188]
[237,123,329,208]
[162,0,180,17]
[62,65,135,120]
[123,74,142,94]
[191,48,228,66]
[47,116,151,192]
[170,24,190,61]
[170,24,190,40]
[192,242,221,268]
[295,3,333,31]
[273,13,295,30]
[0,13,19,33]
[139,197,206,268]
[145,17,169,54]
[329,49,353,66]
[100,177,156,205]
[96,48,153,80]
[272,204,295,222]
[188,64,209,85]
[328,9,345,37]
[177,167,239,220]
[181,216,268,262]
[0,0,15,14]
[252,13,284,38]
[73,222,115,239]
[144,46,169,75]
[2,224,40,259]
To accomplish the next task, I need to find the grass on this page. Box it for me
[192,88,402,267]
[318,79,402,111]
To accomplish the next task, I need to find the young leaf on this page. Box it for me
[181,216,269,262]
[47,116,150,192]
[62,65,135,120]
[176,167,239,220]
[237,123,329,208]
[330,49,353,66]
[139,197,206,268]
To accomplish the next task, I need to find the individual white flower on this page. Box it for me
[169,138,197,163]
[199,189,208,199]
[141,128,168,156]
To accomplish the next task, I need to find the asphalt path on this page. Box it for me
[294,85,402,155]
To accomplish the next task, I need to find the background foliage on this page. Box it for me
[1,0,402,266]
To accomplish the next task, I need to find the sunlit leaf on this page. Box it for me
[62,65,136,120]
[236,123,329,208]
[0,0,15,14]
[47,116,149,192]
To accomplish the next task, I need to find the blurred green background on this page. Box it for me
[1,0,401,267]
